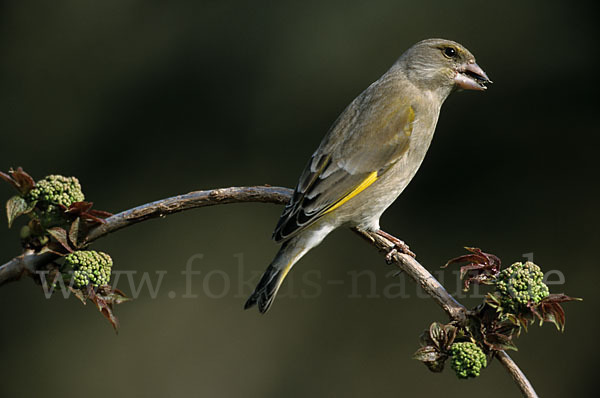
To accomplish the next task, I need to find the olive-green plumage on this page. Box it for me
[245,38,491,313]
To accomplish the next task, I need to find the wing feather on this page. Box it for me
[273,81,415,242]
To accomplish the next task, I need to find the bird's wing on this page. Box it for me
[273,83,416,242]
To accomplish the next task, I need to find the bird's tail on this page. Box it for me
[244,241,303,313]
[245,222,336,313]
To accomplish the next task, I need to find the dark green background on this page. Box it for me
[0,1,597,397]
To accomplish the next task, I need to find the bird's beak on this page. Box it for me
[454,62,492,91]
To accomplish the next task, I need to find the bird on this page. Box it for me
[245,38,491,313]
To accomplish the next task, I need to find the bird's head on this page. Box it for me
[397,38,491,99]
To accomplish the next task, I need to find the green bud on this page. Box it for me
[449,342,487,379]
[26,175,85,208]
[495,262,549,313]
[64,250,113,288]
[24,175,86,230]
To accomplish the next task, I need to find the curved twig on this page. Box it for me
[496,351,539,398]
[0,186,291,287]
[84,186,292,242]
[0,185,537,397]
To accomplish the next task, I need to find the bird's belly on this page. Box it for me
[337,138,432,230]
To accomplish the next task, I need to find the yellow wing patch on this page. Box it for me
[404,106,415,137]
[323,171,378,215]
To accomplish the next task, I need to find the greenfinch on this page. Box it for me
[245,38,491,313]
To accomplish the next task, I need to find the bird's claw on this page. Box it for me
[375,230,416,260]
[395,239,416,258]
[385,248,398,264]
[385,241,416,263]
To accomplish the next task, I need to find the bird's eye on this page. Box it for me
[443,47,456,58]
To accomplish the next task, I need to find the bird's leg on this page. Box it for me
[375,229,416,261]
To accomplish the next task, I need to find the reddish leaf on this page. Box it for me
[463,272,496,291]
[444,254,487,268]
[444,324,458,348]
[67,285,130,333]
[443,247,502,291]
[531,294,580,331]
[11,167,36,194]
[87,286,120,333]
[97,285,132,305]
[46,227,73,253]
[87,209,113,219]
[544,293,583,304]
[459,263,484,279]
[444,247,501,270]
[67,201,94,214]
[0,171,16,188]
[484,332,518,351]
[69,217,82,248]
[65,201,110,224]
[0,167,36,195]
[537,302,566,331]
[80,213,107,224]
[38,243,70,256]
[495,322,520,337]
[68,286,87,305]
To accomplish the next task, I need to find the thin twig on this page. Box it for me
[496,351,539,398]
[352,228,467,323]
[0,185,537,396]
[0,186,291,287]
[84,186,292,242]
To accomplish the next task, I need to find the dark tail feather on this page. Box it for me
[244,264,284,313]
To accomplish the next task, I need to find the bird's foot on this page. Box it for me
[375,230,416,261]
[385,249,398,264]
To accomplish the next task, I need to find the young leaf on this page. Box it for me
[443,247,502,290]
[68,286,87,305]
[69,217,82,248]
[6,195,32,228]
[484,333,518,351]
[66,201,111,225]
[98,286,132,305]
[66,201,93,214]
[413,345,443,362]
[87,209,113,219]
[46,227,73,253]
[443,324,458,348]
[0,167,35,195]
[544,293,583,304]
[86,286,120,333]
[429,322,446,349]
[533,294,581,331]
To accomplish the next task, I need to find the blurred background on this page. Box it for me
[0,1,597,397]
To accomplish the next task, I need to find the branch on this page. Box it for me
[0,186,291,287]
[84,186,292,242]
[352,228,467,323]
[352,230,537,397]
[496,351,539,398]
[0,185,537,396]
